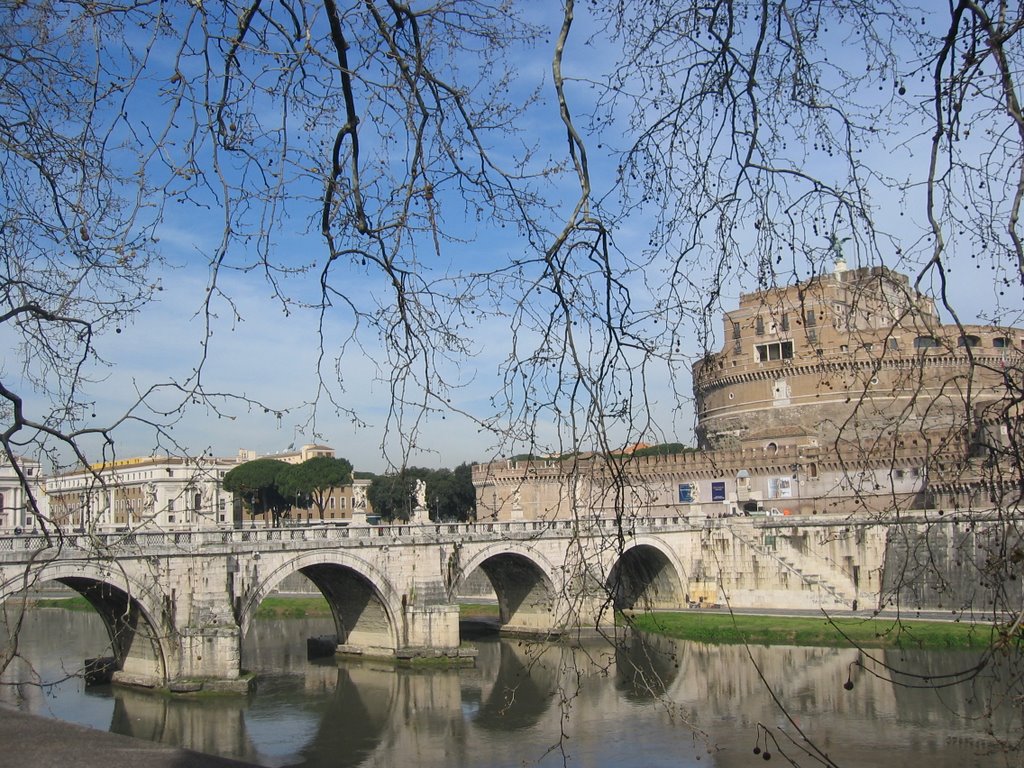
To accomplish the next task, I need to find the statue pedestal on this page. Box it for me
[412,505,430,524]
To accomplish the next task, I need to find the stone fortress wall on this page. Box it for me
[473,261,1023,524]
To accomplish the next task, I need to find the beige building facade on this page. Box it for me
[31,444,370,533]
[44,455,239,532]
[0,454,43,533]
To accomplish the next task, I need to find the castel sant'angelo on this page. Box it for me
[473,259,1023,520]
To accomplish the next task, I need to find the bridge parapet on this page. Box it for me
[0,515,701,559]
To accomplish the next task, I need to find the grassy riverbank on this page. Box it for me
[27,595,338,617]
[624,611,991,650]
[27,596,987,650]
[31,595,501,621]
[32,596,92,611]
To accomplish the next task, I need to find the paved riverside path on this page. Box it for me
[0,706,261,768]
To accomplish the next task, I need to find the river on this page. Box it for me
[1,608,1020,767]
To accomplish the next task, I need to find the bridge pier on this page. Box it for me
[173,625,250,691]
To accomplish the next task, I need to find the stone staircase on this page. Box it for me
[731,526,854,608]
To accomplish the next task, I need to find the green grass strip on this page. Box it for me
[32,596,92,611]
[29,595,502,621]
[459,603,500,619]
[624,611,992,650]
[254,596,332,618]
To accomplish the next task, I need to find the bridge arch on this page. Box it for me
[450,543,561,636]
[0,560,168,686]
[239,550,403,657]
[607,537,688,611]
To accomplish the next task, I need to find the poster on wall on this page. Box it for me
[768,476,793,499]
[711,481,726,501]
[678,483,695,503]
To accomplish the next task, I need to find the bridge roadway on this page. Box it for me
[0,514,904,691]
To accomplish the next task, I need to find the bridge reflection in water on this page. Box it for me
[2,607,1018,768]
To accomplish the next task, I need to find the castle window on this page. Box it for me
[958,335,981,348]
[832,302,850,331]
[780,313,790,332]
[755,317,765,336]
[887,337,899,350]
[993,336,1009,348]
[755,341,794,362]
[914,336,939,349]
[732,321,741,340]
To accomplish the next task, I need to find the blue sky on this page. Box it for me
[5,3,1019,475]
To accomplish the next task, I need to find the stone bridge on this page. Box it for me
[0,513,995,691]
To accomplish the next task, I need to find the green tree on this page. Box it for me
[427,464,476,522]
[222,459,291,527]
[368,465,476,522]
[367,470,426,522]
[278,456,353,521]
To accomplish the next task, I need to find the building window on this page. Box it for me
[755,317,765,336]
[731,321,741,340]
[805,310,816,327]
[914,336,940,349]
[888,337,900,350]
[329,497,336,509]
[193,492,202,512]
[339,497,347,509]
[832,302,850,330]
[959,335,981,348]
[780,313,789,332]
[994,336,1009,348]
[755,341,794,362]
